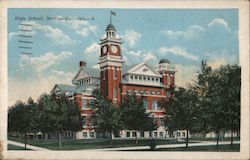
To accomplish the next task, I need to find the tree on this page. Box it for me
[90,89,122,144]
[37,93,82,148]
[120,93,157,144]
[195,61,241,146]
[8,98,37,149]
[164,87,199,148]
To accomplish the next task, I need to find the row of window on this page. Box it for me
[127,89,161,95]
[82,132,95,138]
[130,75,160,83]
[126,131,164,138]
[143,100,162,111]
[79,78,92,86]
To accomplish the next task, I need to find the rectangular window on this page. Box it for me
[148,77,150,81]
[90,132,95,138]
[82,99,87,109]
[135,76,138,80]
[103,70,105,80]
[143,77,146,82]
[160,132,164,138]
[130,75,133,80]
[152,100,158,111]
[143,99,148,111]
[139,76,142,82]
[82,132,87,138]
[113,88,117,99]
[82,116,87,127]
[149,132,152,137]
[182,132,185,137]
[126,132,130,137]
[160,118,164,126]
[132,132,137,137]
[113,68,116,79]
[177,132,180,137]
[140,132,144,137]
[154,132,158,138]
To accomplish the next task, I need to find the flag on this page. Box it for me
[111,11,116,16]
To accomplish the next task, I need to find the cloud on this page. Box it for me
[8,69,75,106]
[92,64,99,69]
[24,21,74,45]
[55,16,97,38]
[162,25,204,40]
[84,42,99,55]
[127,50,142,57]
[208,18,231,31]
[159,46,199,61]
[142,52,158,65]
[20,51,72,72]
[174,64,199,87]
[122,30,141,48]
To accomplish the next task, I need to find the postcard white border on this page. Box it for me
[0,0,249,160]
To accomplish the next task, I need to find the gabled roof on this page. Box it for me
[51,84,76,94]
[123,61,162,77]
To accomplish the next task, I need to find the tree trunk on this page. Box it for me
[186,129,189,148]
[58,132,62,149]
[24,133,27,150]
[110,131,113,145]
[135,132,138,144]
[216,131,219,147]
[230,129,233,146]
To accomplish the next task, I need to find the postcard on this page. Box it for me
[0,0,249,160]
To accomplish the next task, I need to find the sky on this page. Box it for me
[8,9,239,106]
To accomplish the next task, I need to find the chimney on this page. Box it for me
[79,61,86,68]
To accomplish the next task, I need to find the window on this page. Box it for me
[152,77,155,82]
[126,132,130,137]
[90,132,95,138]
[154,132,158,138]
[140,132,144,137]
[160,132,164,138]
[167,75,170,85]
[82,116,87,126]
[113,68,116,79]
[130,75,133,80]
[103,70,105,80]
[152,100,158,111]
[113,88,117,99]
[177,132,180,137]
[143,99,148,110]
[156,78,159,82]
[82,132,87,138]
[160,118,164,126]
[139,76,142,82]
[135,76,138,80]
[182,132,185,137]
[147,77,150,81]
[132,132,137,137]
[149,132,152,137]
[143,77,146,82]
[82,99,87,109]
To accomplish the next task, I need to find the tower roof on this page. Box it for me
[159,58,170,64]
[106,23,116,31]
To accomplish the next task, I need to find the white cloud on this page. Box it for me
[208,18,231,31]
[163,25,204,40]
[24,21,74,45]
[122,30,141,48]
[92,64,99,69]
[55,16,97,38]
[174,64,199,87]
[50,69,75,84]
[159,46,199,61]
[127,50,142,56]
[20,51,72,72]
[142,52,158,64]
[84,42,99,55]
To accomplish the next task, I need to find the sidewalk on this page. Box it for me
[92,140,240,151]
[8,140,51,151]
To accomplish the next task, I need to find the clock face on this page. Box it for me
[102,46,107,54]
[111,45,118,54]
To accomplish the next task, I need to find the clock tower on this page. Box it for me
[98,21,124,104]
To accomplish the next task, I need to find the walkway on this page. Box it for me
[8,140,51,151]
[92,140,240,151]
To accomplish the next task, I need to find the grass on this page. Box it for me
[8,136,184,150]
[189,136,240,142]
[8,144,31,150]
[122,144,240,152]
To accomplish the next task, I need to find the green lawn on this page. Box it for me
[124,144,240,152]
[8,144,31,150]
[8,136,184,150]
